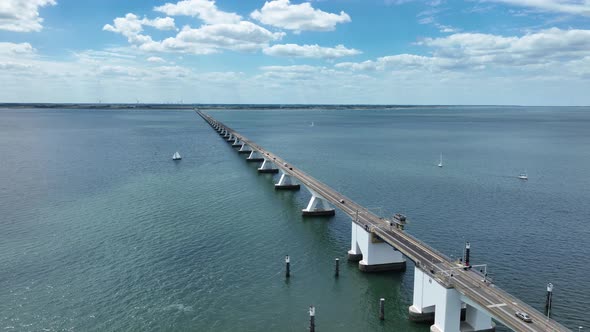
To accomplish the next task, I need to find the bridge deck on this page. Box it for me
[196,110,570,332]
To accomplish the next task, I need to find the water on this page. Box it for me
[0,107,588,331]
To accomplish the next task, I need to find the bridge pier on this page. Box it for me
[246,150,265,162]
[227,133,234,141]
[302,191,335,216]
[347,222,405,272]
[274,172,300,190]
[258,158,279,173]
[409,267,494,332]
[232,137,241,147]
[238,143,252,154]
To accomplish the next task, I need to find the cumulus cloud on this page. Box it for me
[0,42,36,56]
[105,5,284,55]
[154,0,241,24]
[103,14,176,37]
[251,0,351,33]
[0,0,56,32]
[486,0,590,16]
[263,44,361,59]
[147,56,166,63]
[137,22,285,54]
[337,28,590,73]
[420,28,590,65]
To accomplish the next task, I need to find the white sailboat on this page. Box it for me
[172,151,182,160]
[437,153,443,167]
[518,170,528,180]
[310,121,314,127]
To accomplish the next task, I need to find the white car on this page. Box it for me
[515,311,532,323]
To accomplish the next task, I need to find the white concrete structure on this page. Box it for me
[409,267,494,332]
[238,143,251,153]
[347,222,406,271]
[246,150,264,162]
[275,172,300,190]
[302,190,335,216]
[258,158,278,173]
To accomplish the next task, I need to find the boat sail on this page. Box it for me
[172,151,182,160]
[437,153,443,167]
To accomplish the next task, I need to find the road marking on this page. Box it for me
[487,303,507,308]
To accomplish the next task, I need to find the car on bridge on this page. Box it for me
[515,311,532,323]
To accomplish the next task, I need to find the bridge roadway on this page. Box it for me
[196,110,570,332]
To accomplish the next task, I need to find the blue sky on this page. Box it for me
[1,0,590,105]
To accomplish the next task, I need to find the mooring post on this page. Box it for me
[309,305,315,332]
[545,282,553,317]
[464,241,471,267]
[335,258,340,278]
[285,255,290,278]
[379,298,385,320]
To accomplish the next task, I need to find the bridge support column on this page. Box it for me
[347,220,363,261]
[463,304,494,332]
[227,133,234,141]
[347,222,405,272]
[232,138,241,147]
[274,172,300,190]
[238,143,252,154]
[302,191,335,216]
[258,158,279,173]
[409,267,493,332]
[246,150,265,162]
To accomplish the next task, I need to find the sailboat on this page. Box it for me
[518,170,528,180]
[437,153,443,167]
[310,121,314,127]
[172,151,182,161]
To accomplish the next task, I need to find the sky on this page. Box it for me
[1,0,590,105]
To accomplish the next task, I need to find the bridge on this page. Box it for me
[196,110,570,332]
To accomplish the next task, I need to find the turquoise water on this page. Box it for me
[1,107,588,331]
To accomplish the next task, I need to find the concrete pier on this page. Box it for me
[258,158,279,173]
[302,192,335,216]
[274,172,300,190]
[238,143,252,154]
[410,267,495,332]
[348,222,406,272]
[246,150,265,162]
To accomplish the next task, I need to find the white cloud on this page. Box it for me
[139,22,285,54]
[263,44,361,59]
[0,42,36,57]
[486,0,590,16]
[420,28,590,65]
[154,0,241,24]
[0,0,56,32]
[102,14,177,50]
[251,0,351,33]
[147,56,166,63]
[143,17,177,30]
[338,28,590,73]
[260,64,318,72]
[105,11,284,55]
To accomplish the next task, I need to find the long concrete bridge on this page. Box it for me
[196,110,570,332]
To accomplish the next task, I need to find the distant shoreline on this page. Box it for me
[0,103,561,110]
